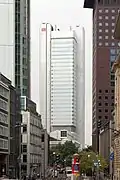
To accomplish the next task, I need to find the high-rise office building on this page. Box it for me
[0,0,30,97]
[39,23,85,145]
[84,0,119,153]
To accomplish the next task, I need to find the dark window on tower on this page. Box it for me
[105,116,108,119]
[99,103,102,106]
[105,96,108,99]
[23,155,27,163]
[112,90,114,93]
[105,103,108,106]
[105,90,108,93]
[99,90,102,93]
[111,82,115,86]
[105,109,108,112]
[22,145,27,153]
[99,109,102,112]
[41,134,44,142]
[23,125,27,133]
[98,116,102,119]
[99,96,102,99]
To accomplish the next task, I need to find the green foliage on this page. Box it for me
[50,141,78,166]
[79,150,108,174]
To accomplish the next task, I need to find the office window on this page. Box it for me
[99,16,102,19]
[99,36,102,39]
[105,90,108,93]
[99,90,102,93]
[105,23,108,26]
[41,134,44,142]
[61,131,67,137]
[112,23,115,26]
[105,109,108,112]
[99,103,102,106]
[99,29,102,32]
[105,16,108,19]
[23,155,27,163]
[99,42,102,46]
[105,116,108,119]
[99,9,102,13]
[105,96,108,99]
[105,36,108,39]
[23,125,27,133]
[105,29,108,33]
[98,116,102,119]
[105,42,109,46]
[111,75,115,80]
[105,103,108,106]
[112,16,115,19]
[112,9,115,13]
[22,145,27,153]
[111,42,115,46]
[99,96,102,99]
[105,9,109,13]
[112,29,114,33]
[111,82,115,86]
[110,49,116,55]
[99,23,102,26]
[99,109,102,112]
[110,55,116,62]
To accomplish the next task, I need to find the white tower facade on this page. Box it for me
[39,23,85,146]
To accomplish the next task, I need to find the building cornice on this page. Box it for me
[83,0,95,8]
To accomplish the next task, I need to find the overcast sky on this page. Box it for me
[31,0,93,145]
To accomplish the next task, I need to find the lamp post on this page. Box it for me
[53,152,56,178]
[15,123,26,180]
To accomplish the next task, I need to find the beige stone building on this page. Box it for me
[113,12,120,179]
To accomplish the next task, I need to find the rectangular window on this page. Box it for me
[61,131,67,137]
[23,125,27,133]
[110,55,116,62]
[22,145,27,153]
[110,49,116,55]
[23,155,27,163]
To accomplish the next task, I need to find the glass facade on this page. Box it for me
[51,38,77,126]
[15,0,30,97]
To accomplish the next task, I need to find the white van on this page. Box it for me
[66,169,72,179]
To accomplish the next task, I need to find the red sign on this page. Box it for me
[72,154,80,174]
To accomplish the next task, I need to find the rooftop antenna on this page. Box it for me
[70,26,72,31]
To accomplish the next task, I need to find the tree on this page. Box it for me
[79,150,108,175]
[50,141,78,166]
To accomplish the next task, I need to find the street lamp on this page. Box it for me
[15,123,26,180]
[53,152,56,178]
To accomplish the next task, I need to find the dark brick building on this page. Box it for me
[84,0,120,156]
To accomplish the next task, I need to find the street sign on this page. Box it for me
[110,152,114,161]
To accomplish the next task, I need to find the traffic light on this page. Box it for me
[97,120,101,129]
[56,154,60,164]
